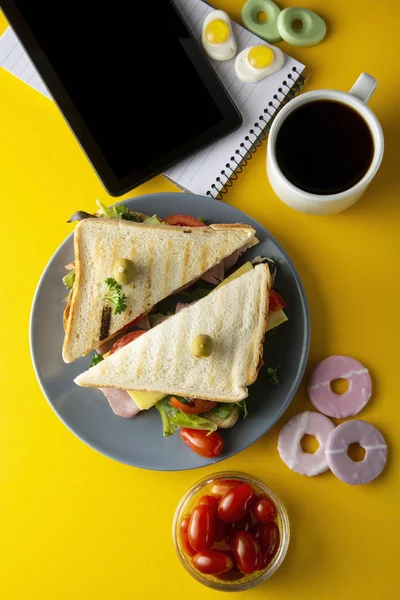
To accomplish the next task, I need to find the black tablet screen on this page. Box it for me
[5,1,240,191]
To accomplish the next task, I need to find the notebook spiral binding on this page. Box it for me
[206,67,306,200]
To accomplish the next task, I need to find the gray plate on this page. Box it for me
[30,193,310,470]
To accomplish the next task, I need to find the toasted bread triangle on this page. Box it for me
[63,219,256,363]
[75,265,271,402]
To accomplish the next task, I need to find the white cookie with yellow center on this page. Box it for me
[235,44,285,83]
[201,10,237,61]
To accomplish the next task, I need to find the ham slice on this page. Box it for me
[223,250,240,273]
[134,314,150,330]
[100,388,141,418]
[175,302,188,313]
[152,314,171,327]
[200,261,225,285]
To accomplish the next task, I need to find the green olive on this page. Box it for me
[113,258,134,286]
[190,334,213,358]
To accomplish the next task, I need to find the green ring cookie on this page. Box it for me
[277,7,327,47]
[241,0,282,43]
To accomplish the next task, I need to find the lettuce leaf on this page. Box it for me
[203,403,235,420]
[180,287,211,302]
[143,214,163,225]
[155,397,217,438]
[237,400,248,418]
[114,204,142,222]
[62,269,75,289]
[95,200,142,222]
[155,397,178,438]
[170,411,217,435]
[149,312,172,326]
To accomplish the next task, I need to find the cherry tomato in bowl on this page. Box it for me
[218,483,256,523]
[252,495,277,524]
[232,531,263,574]
[192,550,233,575]
[180,515,196,557]
[210,479,241,500]
[188,505,216,552]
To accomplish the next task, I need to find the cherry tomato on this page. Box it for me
[218,483,256,523]
[192,550,233,575]
[163,215,206,227]
[180,515,196,557]
[215,518,226,543]
[253,521,280,567]
[180,428,224,458]
[252,495,277,524]
[198,495,219,517]
[215,565,244,581]
[109,330,146,354]
[224,513,253,543]
[210,479,241,500]
[169,397,217,415]
[232,531,263,574]
[269,289,287,313]
[188,505,216,552]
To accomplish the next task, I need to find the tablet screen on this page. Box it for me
[3,1,241,194]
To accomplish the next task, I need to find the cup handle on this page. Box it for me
[349,73,377,104]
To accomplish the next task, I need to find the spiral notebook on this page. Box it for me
[165,0,306,199]
[0,0,305,199]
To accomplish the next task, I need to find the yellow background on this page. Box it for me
[1,1,399,598]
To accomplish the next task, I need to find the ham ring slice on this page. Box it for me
[325,420,387,485]
[278,411,336,476]
[308,355,372,419]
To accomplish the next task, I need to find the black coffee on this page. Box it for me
[275,100,374,195]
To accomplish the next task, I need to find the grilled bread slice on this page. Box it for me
[63,218,256,363]
[75,264,271,402]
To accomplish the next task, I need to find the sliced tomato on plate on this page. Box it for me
[163,214,206,227]
[169,396,217,414]
[269,289,287,313]
[109,330,146,355]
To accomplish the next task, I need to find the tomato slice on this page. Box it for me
[163,214,206,227]
[109,330,146,355]
[180,428,224,458]
[269,289,287,313]
[169,397,217,414]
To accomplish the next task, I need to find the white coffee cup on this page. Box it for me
[266,73,384,215]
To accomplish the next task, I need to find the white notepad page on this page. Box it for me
[0,26,50,98]
[165,0,305,196]
[0,1,305,197]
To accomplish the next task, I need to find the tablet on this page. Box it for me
[2,1,242,196]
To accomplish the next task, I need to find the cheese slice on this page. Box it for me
[215,261,253,290]
[127,390,167,410]
[267,309,288,330]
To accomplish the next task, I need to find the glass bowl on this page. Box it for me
[172,471,290,591]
